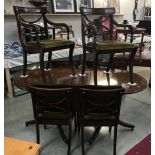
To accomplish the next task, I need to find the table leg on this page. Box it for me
[57,125,68,144]
[5,68,13,97]
[89,126,101,145]
[119,120,135,130]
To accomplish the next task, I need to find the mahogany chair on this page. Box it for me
[80,7,138,84]
[30,85,73,155]
[13,6,75,76]
[79,86,125,155]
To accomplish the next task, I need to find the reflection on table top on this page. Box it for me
[15,68,147,94]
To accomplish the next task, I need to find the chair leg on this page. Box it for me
[46,52,52,69]
[23,51,27,76]
[94,52,98,85]
[106,53,114,72]
[81,125,85,155]
[67,121,72,155]
[109,126,112,133]
[36,123,40,144]
[74,113,77,132]
[113,126,118,155]
[128,48,137,84]
[39,52,44,74]
[69,45,75,76]
[81,49,86,75]
[43,124,47,129]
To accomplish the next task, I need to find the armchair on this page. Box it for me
[80,7,138,84]
[13,6,75,76]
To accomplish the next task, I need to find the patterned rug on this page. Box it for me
[125,134,151,155]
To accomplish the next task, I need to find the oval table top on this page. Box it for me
[15,68,147,94]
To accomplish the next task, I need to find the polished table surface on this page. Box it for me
[15,67,147,94]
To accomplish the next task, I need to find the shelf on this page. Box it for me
[5,13,123,16]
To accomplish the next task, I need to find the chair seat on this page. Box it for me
[26,39,74,53]
[96,40,137,51]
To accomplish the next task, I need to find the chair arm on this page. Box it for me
[113,19,135,34]
[45,18,70,39]
[20,21,41,43]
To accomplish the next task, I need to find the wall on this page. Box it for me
[4,0,146,44]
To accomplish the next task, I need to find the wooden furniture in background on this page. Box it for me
[4,137,40,155]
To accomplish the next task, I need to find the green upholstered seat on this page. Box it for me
[26,39,74,51]
[96,40,137,51]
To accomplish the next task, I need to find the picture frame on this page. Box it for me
[53,0,75,13]
[109,0,120,13]
[93,0,109,8]
[76,0,94,12]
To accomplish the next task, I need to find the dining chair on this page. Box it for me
[30,85,73,155]
[80,7,138,84]
[79,85,125,155]
[13,6,75,76]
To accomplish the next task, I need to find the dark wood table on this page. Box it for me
[15,67,147,94]
[15,67,147,142]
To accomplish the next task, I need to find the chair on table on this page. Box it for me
[30,85,73,155]
[79,86,125,155]
[13,6,75,76]
[80,7,138,84]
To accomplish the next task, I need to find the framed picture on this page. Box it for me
[76,0,93,12]
[93,0,109,8]
[109,0,120,13]
[53,0,75,13]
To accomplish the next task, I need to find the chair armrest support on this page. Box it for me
[45,17,70,39]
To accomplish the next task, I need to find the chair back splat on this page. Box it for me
[13,6,75,76]
[79,85,125,155]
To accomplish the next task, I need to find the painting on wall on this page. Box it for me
[93,0,109,8]
[53,0,75,13]
[76,0,93,12]
[110,0,120,13]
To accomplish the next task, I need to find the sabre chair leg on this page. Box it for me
[106,53,114,72]
[113,126,118,155]
[109,126,112,133]
[94,52,98,85]
[23,51,27,76]
[43,124,47,129]
[67,121,72,155]
[36,123,40,144]
[129,48,137,84]
[46,52,52,69]
[81,126,85,155]
[69,45,75,76]
[40,52,45,74]
[81,49,86,75]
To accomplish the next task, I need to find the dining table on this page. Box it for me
[14,67,147,143]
